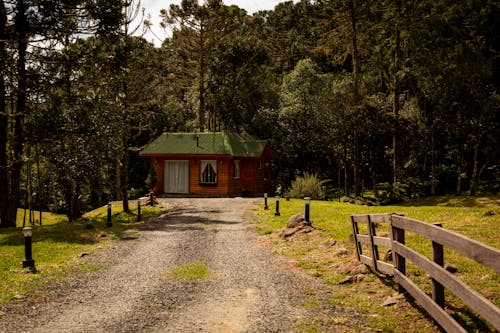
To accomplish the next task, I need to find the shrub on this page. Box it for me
[286,172,328,200]
[376,178,431,204]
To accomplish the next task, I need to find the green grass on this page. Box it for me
[16,209,68,227]
[0,202,166,305]
[166,262,213,280]
[255,195,499,332]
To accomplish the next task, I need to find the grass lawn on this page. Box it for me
[0,202,167,305]
[254,195,499,332]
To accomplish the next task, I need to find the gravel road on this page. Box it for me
[0,198,359,333]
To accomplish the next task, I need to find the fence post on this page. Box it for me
[432,223,445,307]
[367,215,379,272]
[351,216,361,261]
[137,201,141,222]
[392,218,406,293]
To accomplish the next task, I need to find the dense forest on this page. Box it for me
[0,0,498,227]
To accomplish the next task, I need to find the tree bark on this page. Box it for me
[349,0,360,101]
[392,0,401,185]
[456,143,464,195]
[469,136,481,196]
[353,127,361,197]
[343,147,349,196]
[431,132,437,195]
[348,0,361,197]
[120,152,130,212]
[8,0,28,227]
[198,23,206,132]
[0,0,9,227]
[116,157,122,200]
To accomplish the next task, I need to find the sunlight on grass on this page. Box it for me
[16,209,67,227]
[0,202,166,305]
[255,196,499,332]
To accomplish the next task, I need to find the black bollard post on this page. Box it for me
[150,192,154,207]
[22,227,36,272]
[264,193,269,210]
[274,196,280,216]
[304,197,311,222]
[137,201,141,222]
[106,202,112,227]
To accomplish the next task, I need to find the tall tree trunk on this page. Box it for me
[198,27,206,132]
[0,0,9,227]
[337,160,342,195]
[456,143,464,195]
[349,0,361,197]
[392,0,401,185]
[353,127,361,197]
[343,147,349,196]
[64,186,73,222]
[469,136,481,196]
[120,152,130,213]
[349,0,360,100]
[116,157,122,200]
[8,0,28,226]
[430,132,437,195]
[71,181,81,221]
[66,180,81,222]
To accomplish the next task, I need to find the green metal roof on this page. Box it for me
[140,132,268,158]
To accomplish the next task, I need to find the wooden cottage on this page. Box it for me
[140,132,272,196]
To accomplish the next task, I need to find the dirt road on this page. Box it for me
[0,198,357,332]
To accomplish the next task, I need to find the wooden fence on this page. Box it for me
[351,213,500,332]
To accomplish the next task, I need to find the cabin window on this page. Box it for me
[234,160,240,179]
[200,160,217,184]
[257,160,262,169]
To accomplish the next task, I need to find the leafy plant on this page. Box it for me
[286,172,328,200]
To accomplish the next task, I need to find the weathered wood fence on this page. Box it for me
[351,213,500,332]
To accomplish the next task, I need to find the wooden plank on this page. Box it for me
[392,216,500,272]
[356,234,371,244]
[393,242,500,330]
[368,213,392,223]
[351,214,369,223]
[376,260,394,275]
[394,270,467,333]
[373,236,392,247]
[360,255,374,267]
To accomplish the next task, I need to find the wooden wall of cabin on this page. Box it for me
[189,157,230,196]
[149,155,271,196]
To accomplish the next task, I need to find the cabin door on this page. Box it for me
[164,160,189,194]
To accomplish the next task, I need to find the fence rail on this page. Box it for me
[351,213,500,332]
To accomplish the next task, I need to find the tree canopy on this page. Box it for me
[1,0,498,226]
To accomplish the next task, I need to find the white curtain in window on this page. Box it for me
[201,160,217,183]
[234,160,240,178]
[165,161,189,193]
